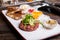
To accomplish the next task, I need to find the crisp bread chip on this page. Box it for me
[7,6,18,13]
[6,7,24,20]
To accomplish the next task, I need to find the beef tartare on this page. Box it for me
[19,14,39,31]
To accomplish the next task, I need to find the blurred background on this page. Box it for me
[0,0,60,7]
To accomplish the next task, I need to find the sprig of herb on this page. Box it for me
[22,14,35,26]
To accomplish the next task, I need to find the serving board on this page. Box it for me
[2,9,60,40]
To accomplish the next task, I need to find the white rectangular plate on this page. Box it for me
[2,10,60,40]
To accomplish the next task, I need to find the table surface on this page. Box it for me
[0,0,60,40]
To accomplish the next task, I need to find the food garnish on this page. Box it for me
[19,14,39,31]
[22,14,35,26]
[28,9,34,13]
[32,11,43,19]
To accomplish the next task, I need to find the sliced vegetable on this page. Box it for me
[39,21,44,27]
[28,9,34,13]
[22,14,35,26]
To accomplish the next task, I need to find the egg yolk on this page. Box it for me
[32,11,43,19]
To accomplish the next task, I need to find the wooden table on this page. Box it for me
[0,13,17,40]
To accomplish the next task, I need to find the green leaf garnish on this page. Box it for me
[22,14,35,26]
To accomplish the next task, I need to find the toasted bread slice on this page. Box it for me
[7,7,24,20]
